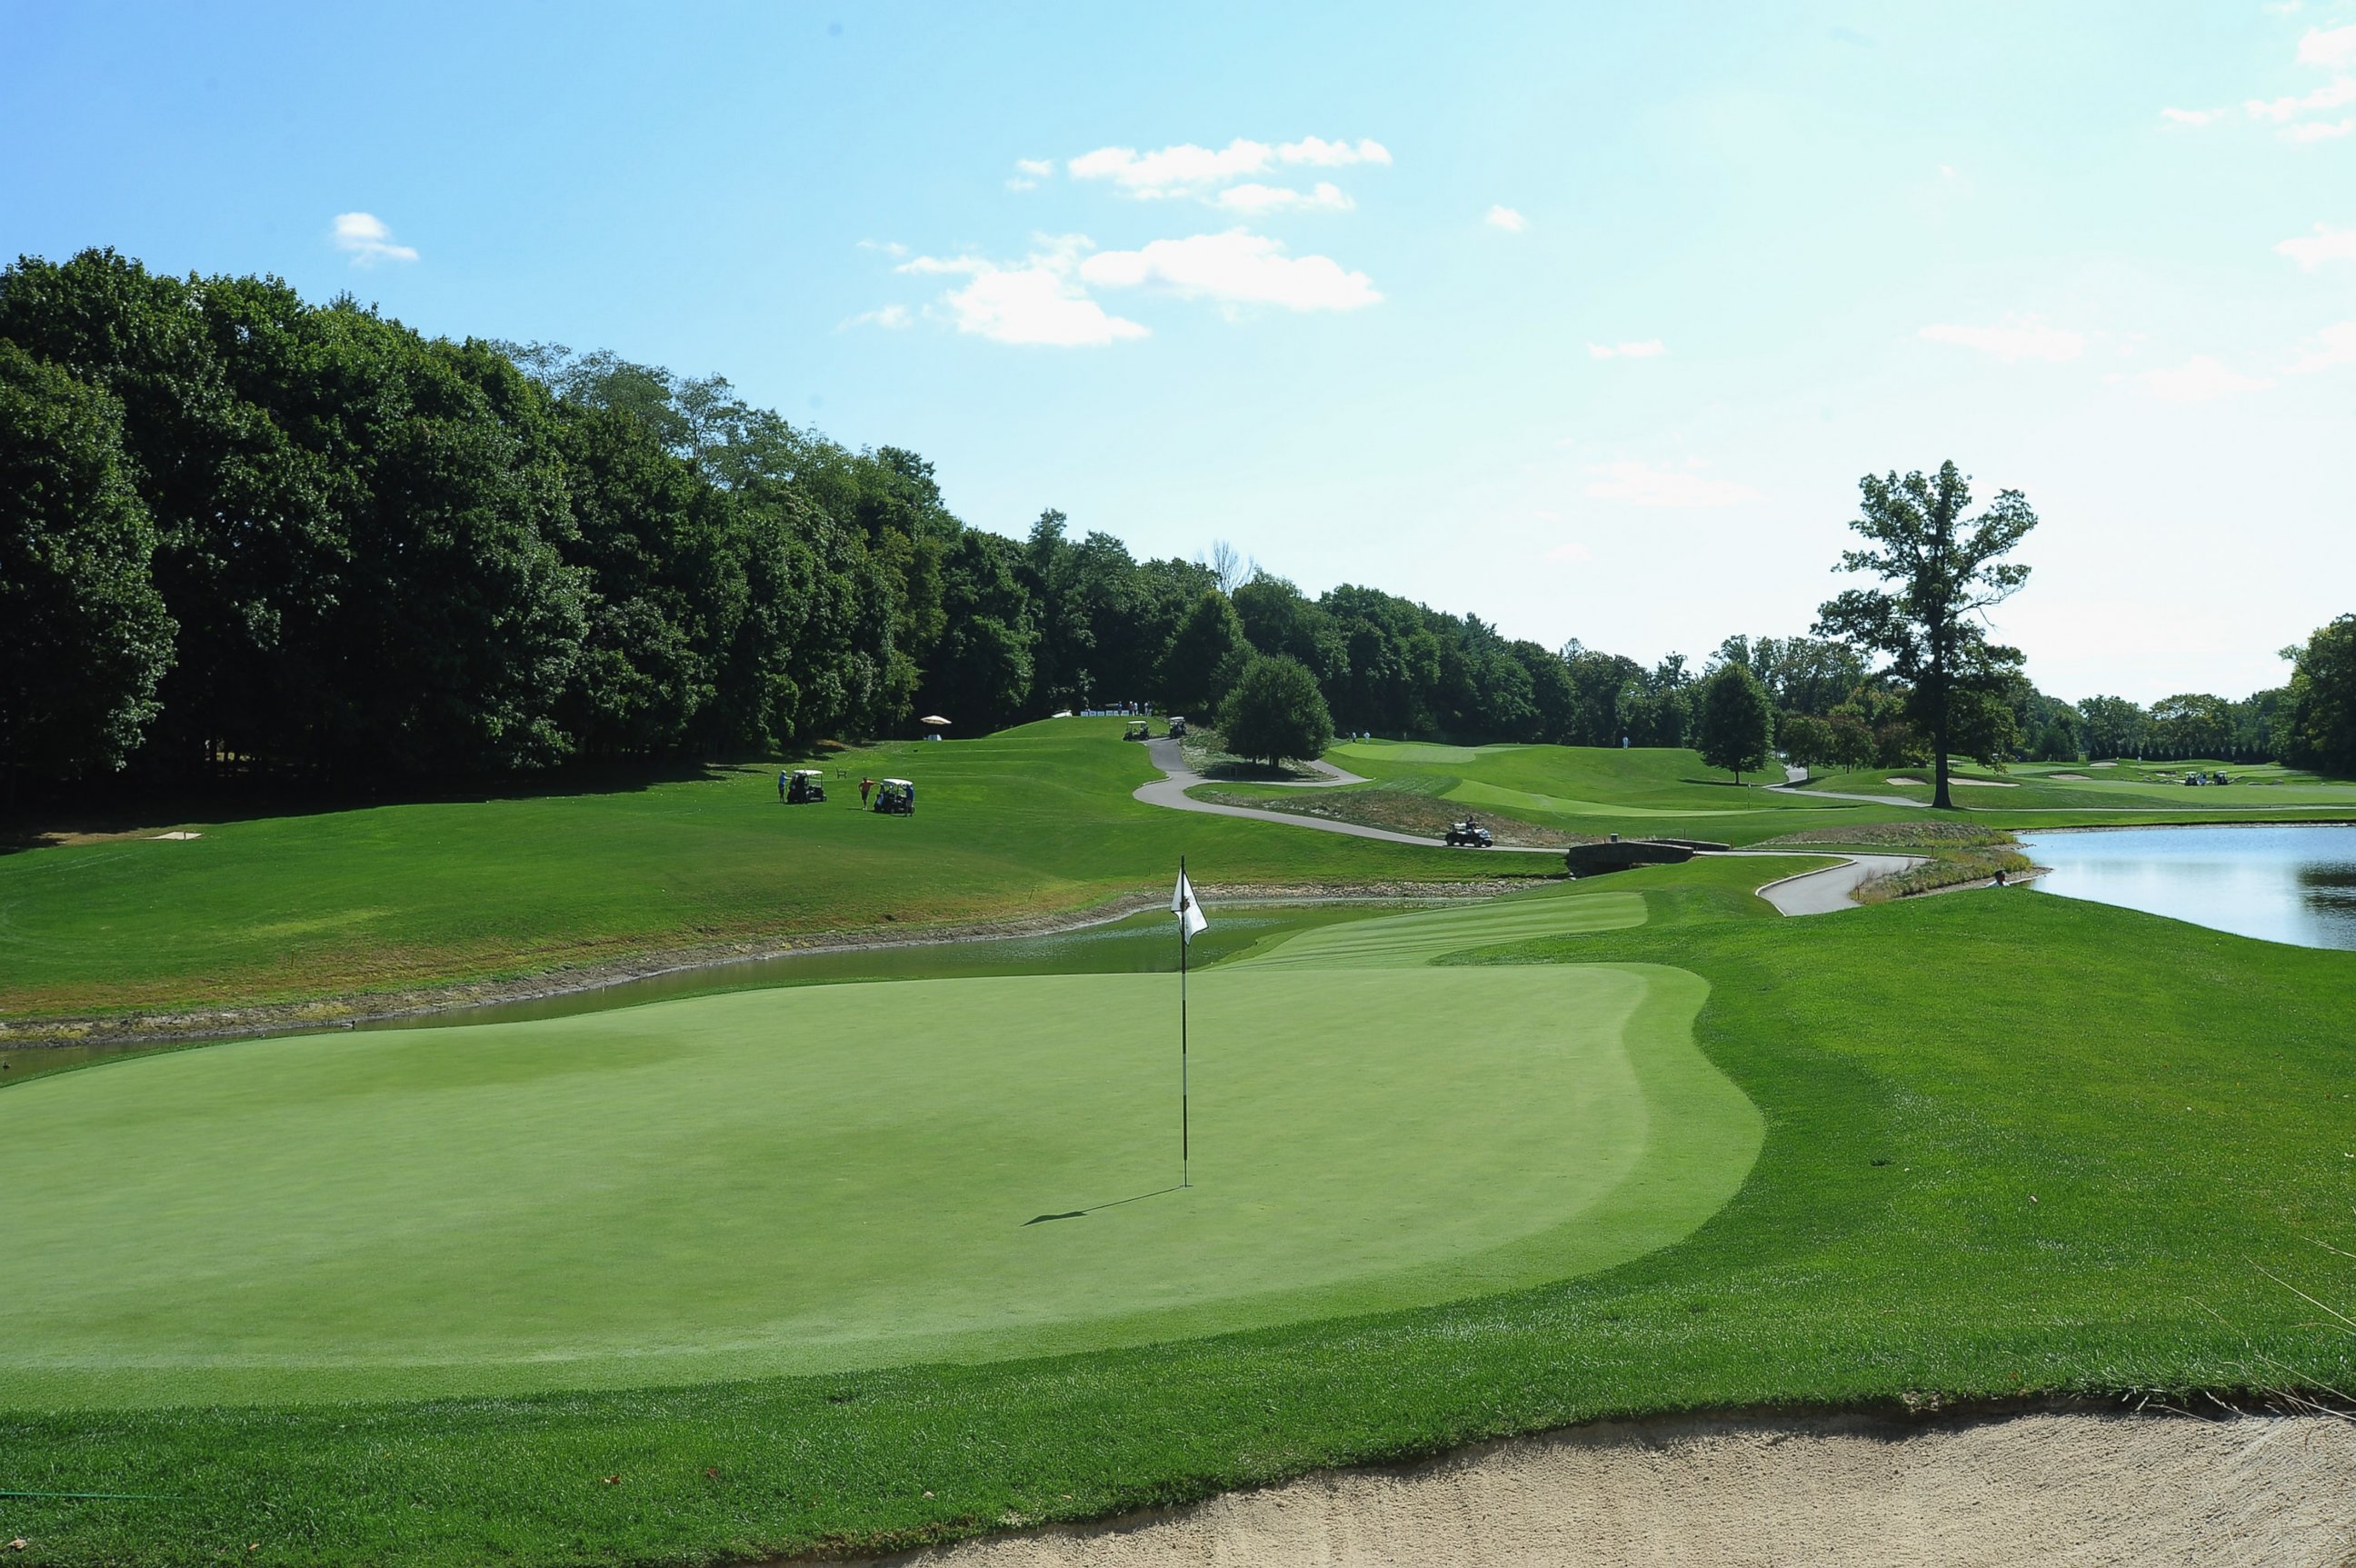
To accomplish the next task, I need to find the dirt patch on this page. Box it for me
[0,880,1542,1050]
[845,1408,2356,1567]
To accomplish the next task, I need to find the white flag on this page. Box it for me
[1172,868,1209,944]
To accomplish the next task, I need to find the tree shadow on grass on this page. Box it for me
[0,758,758,856]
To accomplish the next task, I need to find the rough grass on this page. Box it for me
[4,881,2351,1565]
[0,719,1537,1024]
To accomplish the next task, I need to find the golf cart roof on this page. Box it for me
[882,777,913,787]
[791,768,824,778]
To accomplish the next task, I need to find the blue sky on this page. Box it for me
[5,1,2351,702]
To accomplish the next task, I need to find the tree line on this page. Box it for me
[4,250,2349,794]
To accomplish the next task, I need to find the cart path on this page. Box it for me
[1133,742,1907,912]
[1722,851,1930,915]
[1134,738,1556,852]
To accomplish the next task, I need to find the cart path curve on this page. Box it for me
[1720,851,1930,915]
[1133,742,1902,910]
[1133,738,1556,853]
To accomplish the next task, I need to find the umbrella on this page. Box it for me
[920,715,951,726]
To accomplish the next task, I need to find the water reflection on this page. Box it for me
[2022,825,2356,951]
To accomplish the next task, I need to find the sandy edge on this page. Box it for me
[824,1401,2356,1568]
[0,879,1543,1049]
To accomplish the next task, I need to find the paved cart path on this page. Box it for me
[1133,741,1919,910]
[1133,738,1554,853]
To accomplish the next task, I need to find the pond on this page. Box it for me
[2021,824,2356,952]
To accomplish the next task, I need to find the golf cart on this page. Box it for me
[873,777,915,816]
[1444,818,1494,848]
[784,768,826,804]
[1124,720,1152,742]
[1167,715,1188,738]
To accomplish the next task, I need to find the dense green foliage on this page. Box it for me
[5,252,2328,794]
[1220,654,1334,767]
[1694,661,1774,782]
[2274,614,2356,777]
[3,878,2349,1565]
[1815,461,2037,807]
[0,343,174,789]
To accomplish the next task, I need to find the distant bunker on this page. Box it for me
[1563,836,1727,875]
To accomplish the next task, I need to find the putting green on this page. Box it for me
[0,901,1758,1410]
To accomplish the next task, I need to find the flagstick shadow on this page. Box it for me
[1023,1185,1186,1225]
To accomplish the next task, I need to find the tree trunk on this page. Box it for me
[1932,722,1953,810]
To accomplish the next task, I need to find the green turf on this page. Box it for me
[0,884,1754,1409]
[0,719,1559,1023]
[1215,738,1913,843]
[1794,760,2356,813]
[5,876,2351,1567]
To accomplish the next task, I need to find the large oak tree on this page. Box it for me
[1815,462,2037,809]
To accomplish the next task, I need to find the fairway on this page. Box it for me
[0,894,1755,1409]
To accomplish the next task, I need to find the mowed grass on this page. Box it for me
[1795,758,2356,814]
[0,720,1541,1022]
[5,871,2352,1567]
[1210,739,1914,844]
[0,883,1751,1409]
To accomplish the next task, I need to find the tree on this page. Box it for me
[0,343,176,789]
[1221,654,1333,769]
[1778,712,1834,771]
[1815,461,2036,808]
[1695,661,1775,783]
[2075,694,2148,761]
[2275,616,2356,777]
[1158,589,1248,717]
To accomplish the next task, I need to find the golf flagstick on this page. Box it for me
[1172,857,1207,1189]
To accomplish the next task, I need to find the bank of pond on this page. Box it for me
[2022,823,2356,952]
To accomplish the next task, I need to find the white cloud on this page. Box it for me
[330,212,416,266]
[2119,355,2273,403]
[1081,230,1381,312]
[2284,116,2355,140]
[858,238,910,258]
[2247,75,2356,121]
[2286,319,2356,373]
[1064,136,1389,201]
[1006,157,1056,191]
[1545,541,1593,563]
[1587,339,1666,359]
[840,305,913,331]
[1213,181,1353,215]
[900,236,1148,347]
[1068,138,1273,196]
[2298,23,2356,67]
[1485,205,1529,233]
[2161,105,2224,125]
[1917,318,2086,363]
[2275,223,2356,268]
[1582,461,1761,508]
[1276,136,1391,166]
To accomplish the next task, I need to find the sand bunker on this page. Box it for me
[1884,777,2018,788]
[2051,773,2091,781]
[857,1409,2356,1567]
